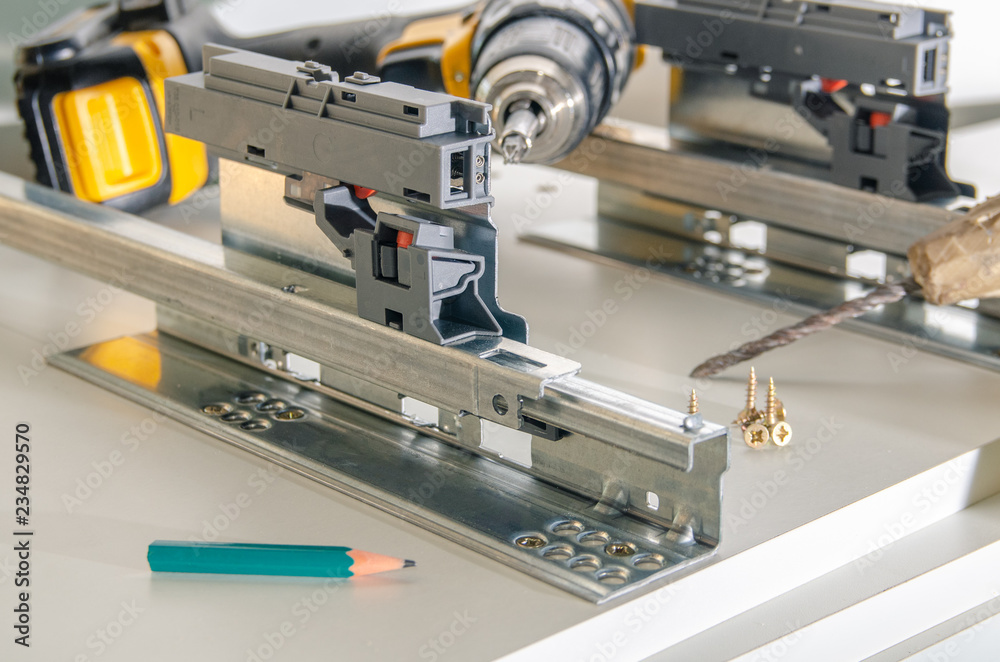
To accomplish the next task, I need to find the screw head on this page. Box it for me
[683,413,703,431]
[275,408,306,421]
[515,535,546,549]
[605,542,637,557]
[771,421,793,447]
[201,403,233,416]
[744,422,769,449]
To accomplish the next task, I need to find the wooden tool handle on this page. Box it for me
[908,196,1000,306]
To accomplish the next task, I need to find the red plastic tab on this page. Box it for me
[869,112,892,128]
[820,78,848,94]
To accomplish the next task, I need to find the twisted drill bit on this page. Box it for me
[690,278,922,378]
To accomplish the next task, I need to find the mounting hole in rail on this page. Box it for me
[235,391,268,405]
[596,568,629,585]
[550,520,584,535]
[578,531,610,547]
[492,394,509,416]
[569,555,601,573]
[240,419,272,431]
[542,544,574,561]
[632,553,665,571]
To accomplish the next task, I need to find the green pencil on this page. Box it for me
[147,540,415,578]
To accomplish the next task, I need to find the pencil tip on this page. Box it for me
[403,560,416,568]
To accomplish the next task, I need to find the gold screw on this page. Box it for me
[683,388,704,431]
[764,378,793,446]
[771,421,793,446]
[515,535,546,549]
[765,377,778,426]
[274,408,306,421]
[735,367,761,429]
[201,403,233,416]
[744,422,769,448]
[605,542,637,557]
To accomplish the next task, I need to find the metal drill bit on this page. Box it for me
[499,103,542,164]
[691,278,921,378]
[501,133,529,164]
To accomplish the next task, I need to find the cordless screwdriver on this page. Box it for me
[15,0,638,213]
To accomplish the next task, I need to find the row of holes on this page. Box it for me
[201,391,308,432]
[516,520,670,586]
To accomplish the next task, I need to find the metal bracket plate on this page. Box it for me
[52,333,717,603]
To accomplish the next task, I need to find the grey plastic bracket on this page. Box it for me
[166,44,494,210]
[167,45,526,345]
[353,212,503,345]
[635,0,971,201]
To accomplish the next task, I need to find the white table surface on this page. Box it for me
[1,1,1000,660]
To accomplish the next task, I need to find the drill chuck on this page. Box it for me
[469,0,635,165]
